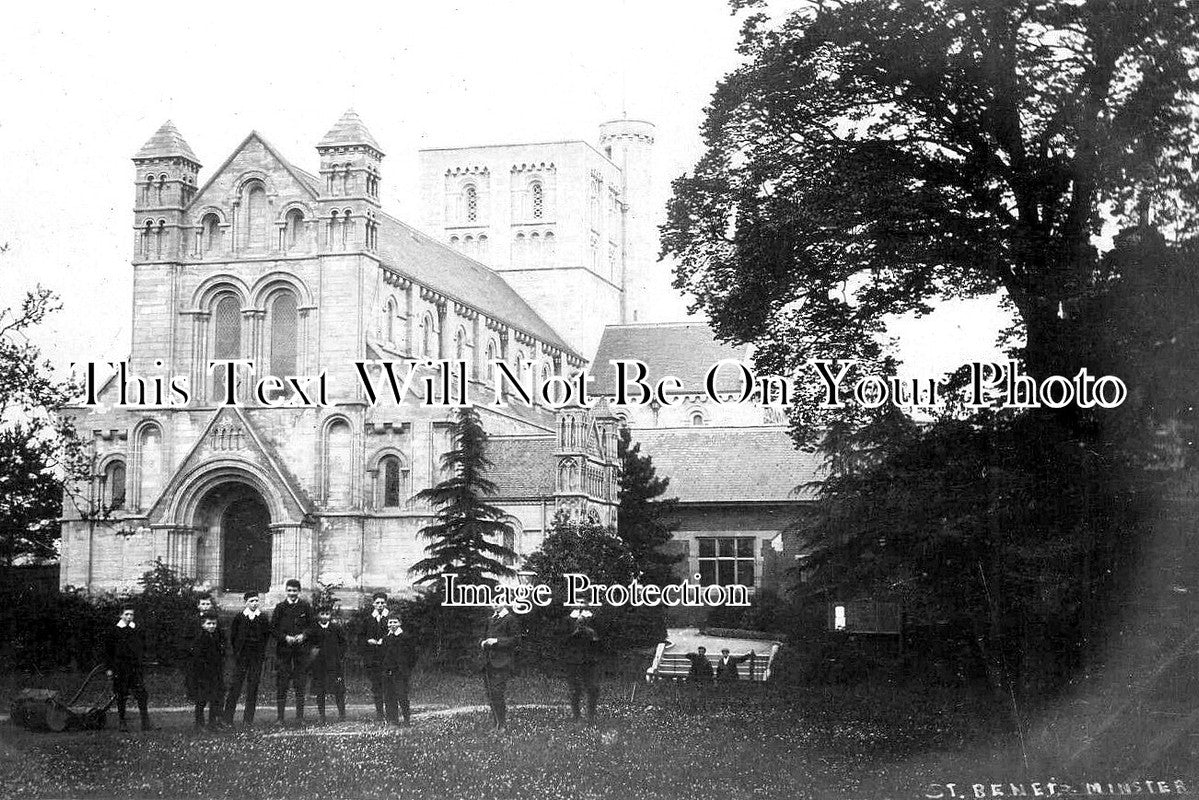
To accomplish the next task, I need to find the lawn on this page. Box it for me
[0,671,1193,800]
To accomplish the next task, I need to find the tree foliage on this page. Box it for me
[616,427,680,584]
[409,406,516,586]
[0,273,86,567]
[664,0,1199,442]
[523,510,665,661]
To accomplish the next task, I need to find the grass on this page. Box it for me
[0,670,1193,800]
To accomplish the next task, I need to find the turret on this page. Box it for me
[598,119,655,323]
[316,109,384,253]
[132,121,201,263]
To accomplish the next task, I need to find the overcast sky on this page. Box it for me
[0,0,1009,380]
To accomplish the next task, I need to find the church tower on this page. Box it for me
[132,121,201,265]
[598,119,655,323]
[316,109,384,253]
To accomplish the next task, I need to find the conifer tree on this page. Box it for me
[409,406,516,586]
[616,427,679,585]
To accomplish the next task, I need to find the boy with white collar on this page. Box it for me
[380,614,418,725]
[361,591,390,721]
[480,603,521,731]
[223,590,270,726]
[105,607,152,732]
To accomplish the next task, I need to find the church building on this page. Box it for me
[60,111,818,609]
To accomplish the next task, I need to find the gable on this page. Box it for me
[188,132,319,223]
[146,406,313,525]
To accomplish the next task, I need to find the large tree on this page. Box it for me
[664,0,1199,442]
[0,278,86,567]
[616,427,680,585]
[409,406,516,587]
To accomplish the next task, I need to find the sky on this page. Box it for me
[0,0,1010,381]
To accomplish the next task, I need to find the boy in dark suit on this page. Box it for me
[563,608,600,722]
[715,648,757,682]
[380,614,418,725]
[105,607,152,732]
[272,578,314,722]
[188,611,225,729]
[361,592,390,721]
[223,590,271,726]
[480,603,521,731]
[307,606,348,723]
[685,646,714,682]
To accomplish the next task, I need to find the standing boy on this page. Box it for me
[715,648,757,682]
[307,606,348,723]
[563,608,601,722]
[188,611,225,729]
[685,646,714,683]
[105,607,152,732]
[224,590,271,725]
[361,592,390,721]
[380,614,418,726]
[480,603,521,731]
[272,578,313,722]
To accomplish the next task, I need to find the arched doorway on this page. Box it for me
[192,482,272,593]
[221,495,271,592]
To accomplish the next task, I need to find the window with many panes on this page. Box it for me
[697,537,756,587]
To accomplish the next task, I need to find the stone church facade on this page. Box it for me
[59,112,624,602]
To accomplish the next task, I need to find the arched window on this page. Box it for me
[384,298,396,343]
[157,174,167,205]
[455,327,466,361]
[329,210,340,248]
[531,181,544,219]
[142,220,154,257]
[512,233,526,267]
[544,231,555,262]
[464,184,478,223]
[268,291,298,380]
[201,213,221,254]
[243,181,267,251]
[104,460,126,510]
[477,234,488,260]
[464,235,475,256]
[449,235,460,250]
[137,424,163,508]
[690,409,707,426]
[486,340,497,382]
[285,209,305,251]
[530,232,541,266]
[342,209,352,249]
[381,455,406,508]
[155,219,166,258]
[422,314,435,358]
[212,295,241,402]
[325,420,352,507]
[142,175,154,205]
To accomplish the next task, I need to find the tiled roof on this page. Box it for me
[375,212,576,356]
[488,436,556,498]
[589,322,752,394]
[318,109,383,153]
[134,121,200,163]
[631,426,822,503]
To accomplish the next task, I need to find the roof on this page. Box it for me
[318,109,383,153]
[631,426,822,503]
[134,120,200,163]
[590,322,752,394]
[375,212,576,356]
[488,436,556,497]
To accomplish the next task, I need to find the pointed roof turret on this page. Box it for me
[317,109,383,154]
[133,120,200,164]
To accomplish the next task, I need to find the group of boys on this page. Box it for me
[106,581,615,733]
